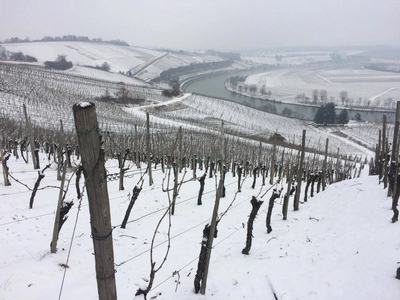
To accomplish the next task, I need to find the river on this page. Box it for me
[183,70,394,123]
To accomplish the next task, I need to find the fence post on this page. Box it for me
[322,138,329,191]
[50,161,67,253]
[382,115,387,188]
[72,102,117,300]
[23,104,39,169]
[294,130,306,210]
[200,121,224,295]
[146,112,153,186]
[389,102,400,197]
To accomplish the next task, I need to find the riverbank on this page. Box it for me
[184,68,395,123]
[224,80,395,118]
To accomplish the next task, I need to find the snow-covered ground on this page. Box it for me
[2,42,232,83]
[1,148,399,300]
[3,42,161,74]
[67,66,149,86]
[227,67,400,110]
[1,52,399,300]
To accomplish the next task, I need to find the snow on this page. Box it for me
[66,66,149,86]
[229,67,400,110]
[1,150,400,300]
[2,42,231,83]
[77,101,92,108]
[3,42,160,73]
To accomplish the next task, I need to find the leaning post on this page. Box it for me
[23,104,39,169]
[72,102,117,300]
[50,160,67,253]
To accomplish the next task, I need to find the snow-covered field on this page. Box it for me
[242,51,332,66]
[1,44,399,300]
[150,94,371,157]
[228,67,400,110]
[2,42,232,83]
[1,148,399,300]
[3,42,161,74]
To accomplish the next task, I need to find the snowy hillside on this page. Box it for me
[2,42,237,83]
[1,150,399,300]
[3,42,163,73]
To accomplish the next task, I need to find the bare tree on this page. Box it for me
[340,91,348,106]
[312,89,319,104]
[320,90,328,104]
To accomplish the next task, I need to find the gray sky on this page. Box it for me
[1,0,399,51]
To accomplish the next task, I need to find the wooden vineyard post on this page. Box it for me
[50,161,67,253]
[382,115,388,188]
[377,129,382,177]
[389,102,400,197]
[269,135,276,185]
[146,112,153,186]
[322,138,329,191]
[134,123,140,168]
[294,130,306,211]
[72,102,117,300]
[57,120,65,181]
[200,121,224,295]
[391,135,400,223]
[23,104,39,169]
[381,115,387,179]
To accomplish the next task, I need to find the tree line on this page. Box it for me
[1,35,130,46]
[0,45,37,62]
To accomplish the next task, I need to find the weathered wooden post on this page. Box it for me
[23,104,39,169]
[389,102,400,197]
[72,102,117,300]
[382,115,388,188]
[199,121,224,295]
[57,120,65,181]
[322,138,329,191]
[294,130,306,210]
[146,112,153,186]
[50,161,67,253]
[269,134,277,185]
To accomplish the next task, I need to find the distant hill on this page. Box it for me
[0,41,248,83]
[1,41,164,73]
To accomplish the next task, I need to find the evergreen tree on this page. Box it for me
[337,109,349,124]
[314,102,336,124]
[325,102,336,124]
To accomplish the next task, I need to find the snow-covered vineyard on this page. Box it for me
[1,41,399,300]
[1,139,399,299]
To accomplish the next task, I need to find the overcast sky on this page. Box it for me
[1,0,399,51]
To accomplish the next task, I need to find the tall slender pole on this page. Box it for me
[382,115,387,188]
[200,121,224,295]
[322,138,329,191]
[23,104,38,169]
[50,161,67,253]
[146,112,153,186]
[388,102,400,197]
[294,130,306,210]
[72,102,117,300]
